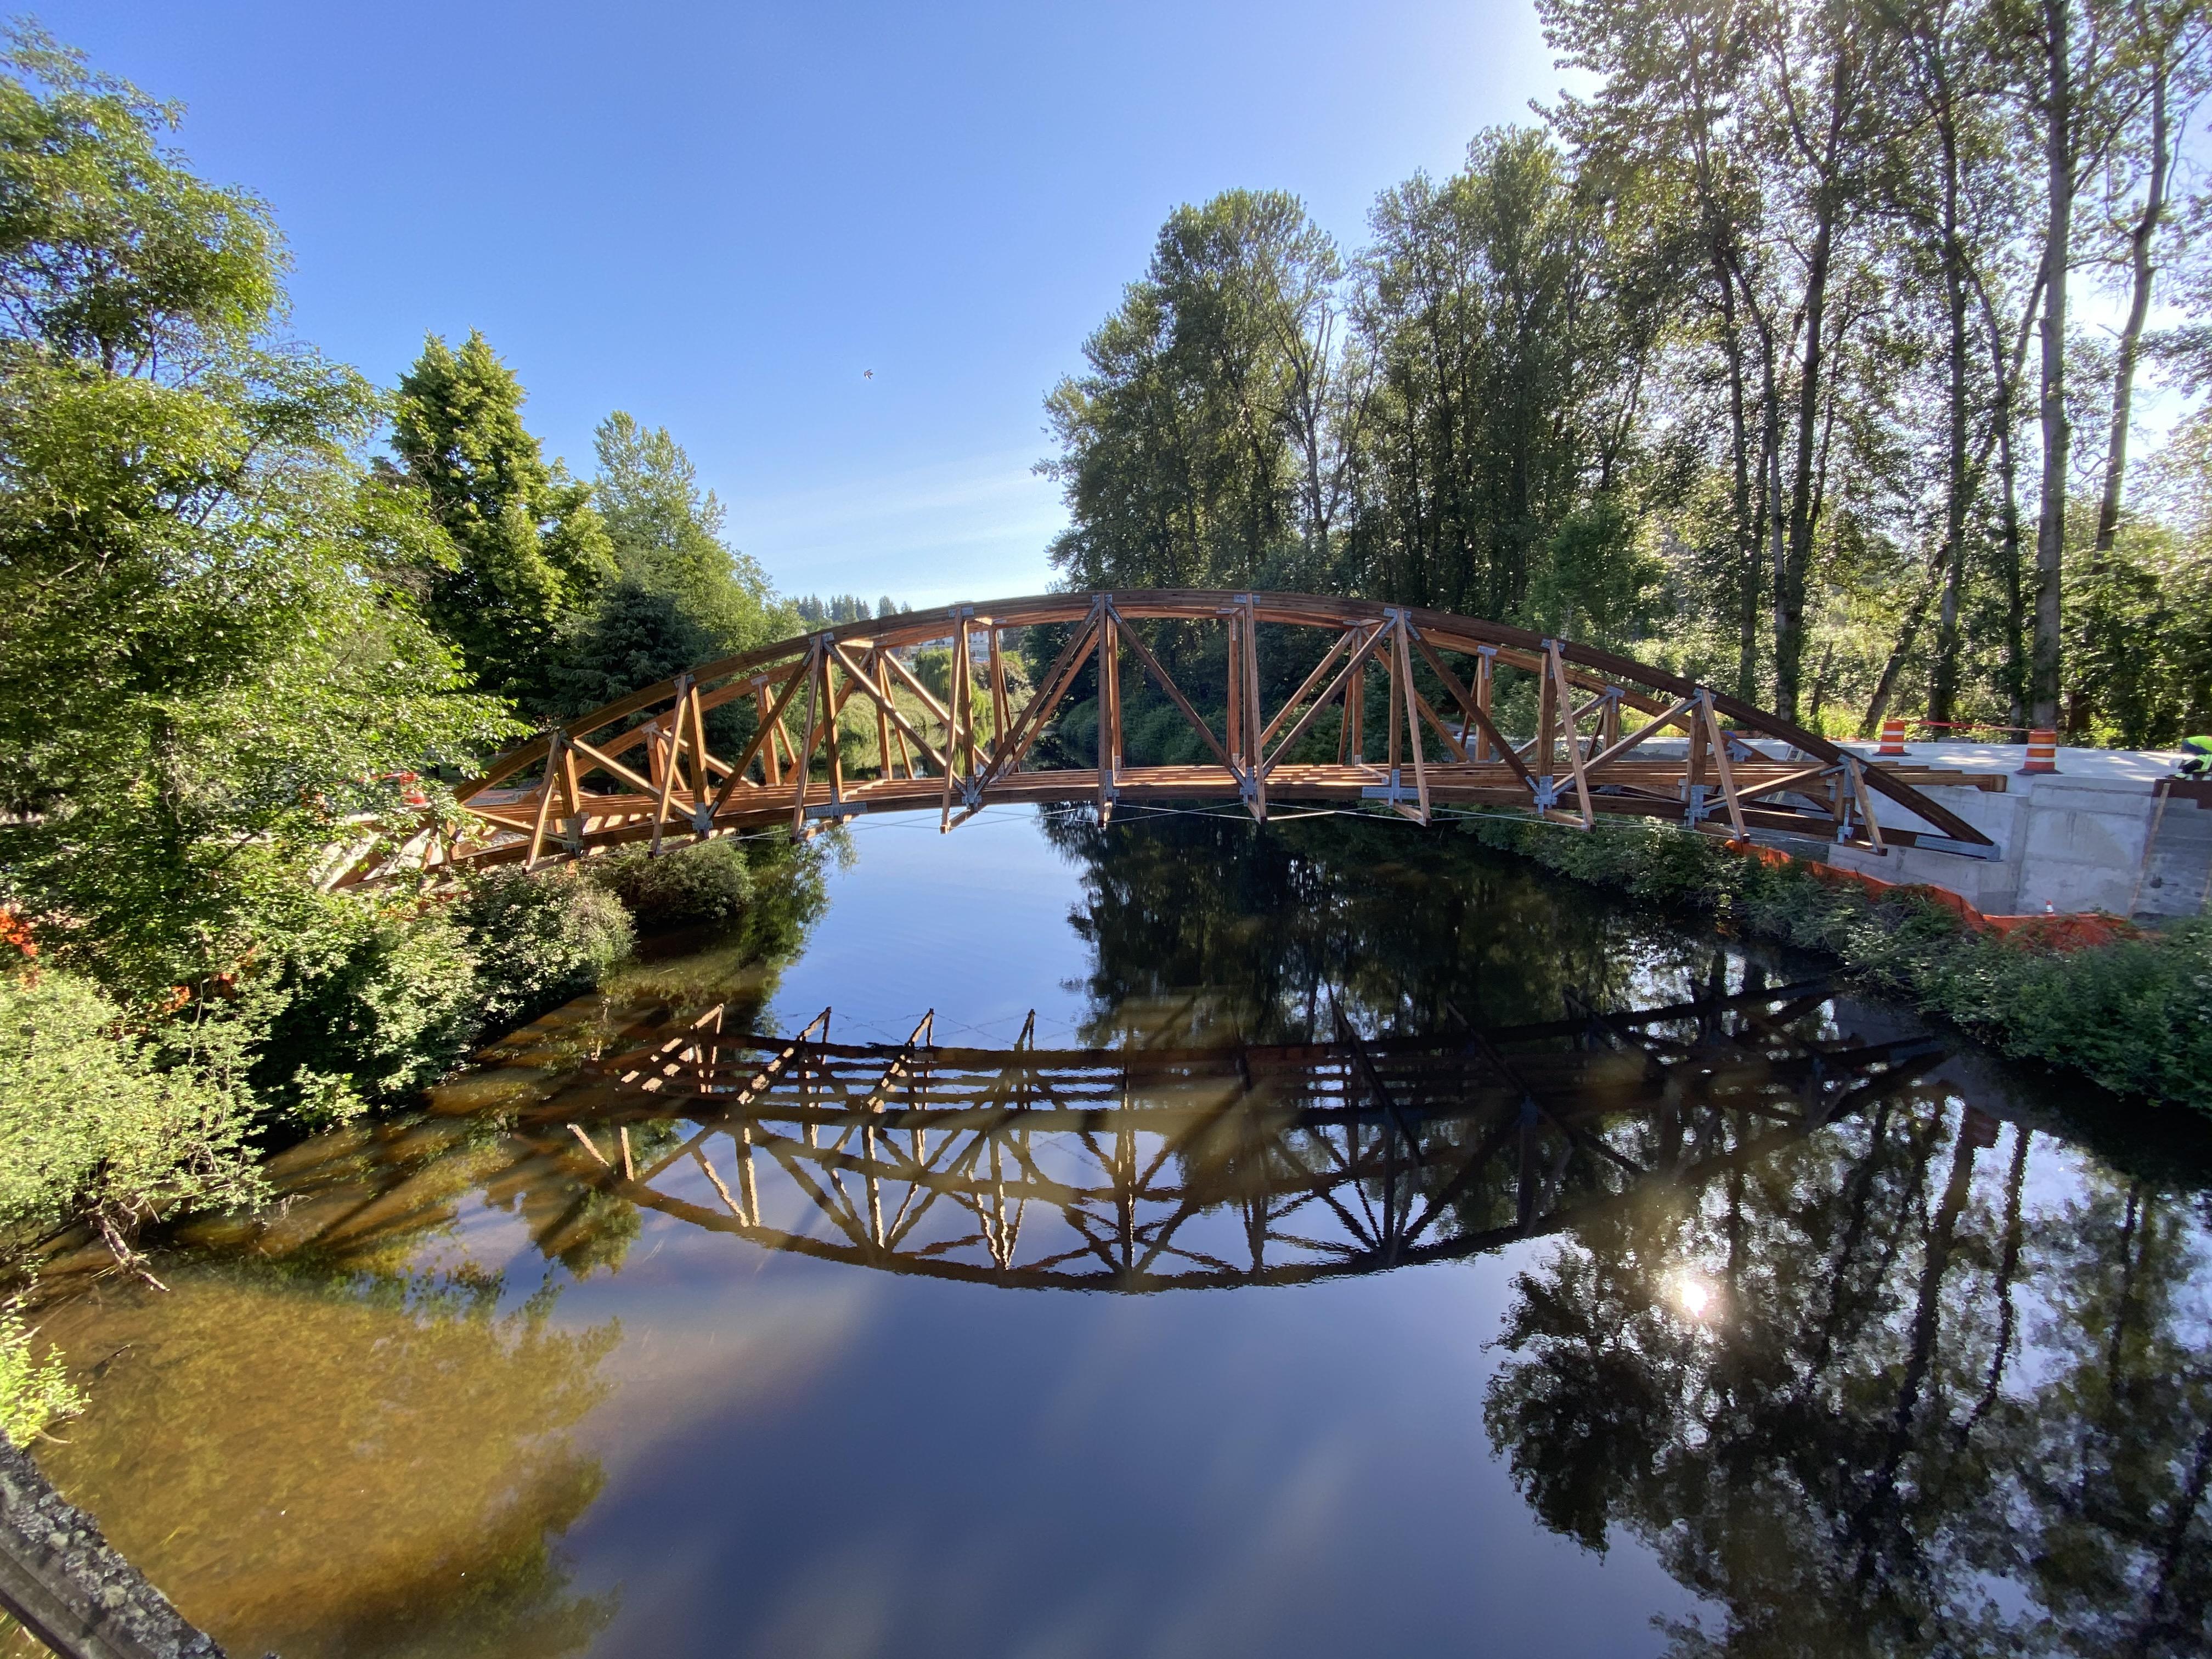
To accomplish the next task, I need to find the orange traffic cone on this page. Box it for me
[1876,717,1908,758]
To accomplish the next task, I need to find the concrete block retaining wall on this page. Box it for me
[1821,744,2208,919]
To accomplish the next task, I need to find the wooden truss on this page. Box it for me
[333,590,2000,887]
[396,980,1939,1291]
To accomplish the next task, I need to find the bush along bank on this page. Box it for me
[0,836,823,1263]
[1460,814,2212,1113]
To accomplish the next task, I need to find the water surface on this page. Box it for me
[27,809,2212,1658]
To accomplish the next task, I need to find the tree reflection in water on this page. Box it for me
[1485,1105,2212,1657]
[1044,811,1696,1044]
[26,1116,625,1659]
[22,812,2209,1656]
[1057,813,2212,1652]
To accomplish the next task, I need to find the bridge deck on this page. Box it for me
[335,591,2000,887]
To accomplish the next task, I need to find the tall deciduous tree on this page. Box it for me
[0,29,515,997]
[1043,190,1331,592]
[550,412,789,713]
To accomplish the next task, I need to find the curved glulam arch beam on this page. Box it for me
[334,591,1996,888]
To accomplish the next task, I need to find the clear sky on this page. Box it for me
[35,1,1564,606]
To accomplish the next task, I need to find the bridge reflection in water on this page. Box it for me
[226,979,1942,1293]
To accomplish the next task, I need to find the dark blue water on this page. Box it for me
[30,809,2212,1658]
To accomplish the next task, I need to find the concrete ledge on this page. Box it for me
[0,1436,225,1659]
[1809,744,2206,919]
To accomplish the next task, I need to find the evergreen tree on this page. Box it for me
[390,331,613,709]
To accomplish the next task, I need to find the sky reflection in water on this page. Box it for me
[27,810,2212,1658]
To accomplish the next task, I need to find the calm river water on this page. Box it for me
[25,809,2212,1658]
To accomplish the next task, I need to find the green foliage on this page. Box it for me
[1525,494,1664,646]
[0,1307,80,1441]
[0,29,825,1289]
[550,415,791,715]
[0,967,261,1240]
[445,867,634,1030]
[0,25,276,372]
[1045,190,1335,591]
[794,593,879,626]
[1356,129,1683,622]
[2066,424,2212,746]
[243,876,634,1119]
[389,330,614,710]
[584,839,755,935]
[1463,814,2212,1109]
[0,36,518,1009]
[591,411,781,652]
[240,895,482,1121]
[551,578,721,715]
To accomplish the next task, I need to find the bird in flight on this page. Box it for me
[863,369,874,380]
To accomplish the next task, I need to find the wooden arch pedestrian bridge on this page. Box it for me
[334,591,1996,886]
[218,979,1942,1294]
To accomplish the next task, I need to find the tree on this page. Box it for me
[1043,190,1333,591]
[1349,127,1681,633]
[590,410,781,653]
[390,330,614,710]
[548,413,788,713]
[0,29,515,1002]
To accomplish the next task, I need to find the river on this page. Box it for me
[20,808,2212,1657]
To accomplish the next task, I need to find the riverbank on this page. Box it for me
[1460,813,2212,1113]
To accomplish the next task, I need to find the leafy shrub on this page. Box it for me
[240,876,633,1120]
[1464,814,2212,1111]
[0,967,261,1242]
[447,866,634,1029]
[0,1307,80,1441]
[242,896,483,1121]
[585,839,754,934]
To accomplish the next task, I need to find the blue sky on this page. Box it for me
[39,0,1557,610]
[39,1,1563,606]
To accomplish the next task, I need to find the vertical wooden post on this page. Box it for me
[1535,642,1558,787]
[1702,693,1747,839]
[1550,645,1594,828]
[1240,597,1265,821]
[526,730,563,871]
[878,654,912,778]
[956,616,980,779]
[684,679,711,804]
[1474,648,1495,763]
[1097,607,1118,822]
[558,737,585,851]
[792,640,822,838]
[1224,608,1243,770]
[820,644,844,806]
[1385,616,1403,791]
[1684,688,1709,826]
[938,617,968,832]
[1395,618,1429,822]
[650,677,691,855]
[867,647,893,781]
[1347,644,1366,766]
[753,680,780,787]
[988,624,1011,762]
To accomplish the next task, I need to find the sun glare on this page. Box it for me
[1672,1274,1714,1321]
